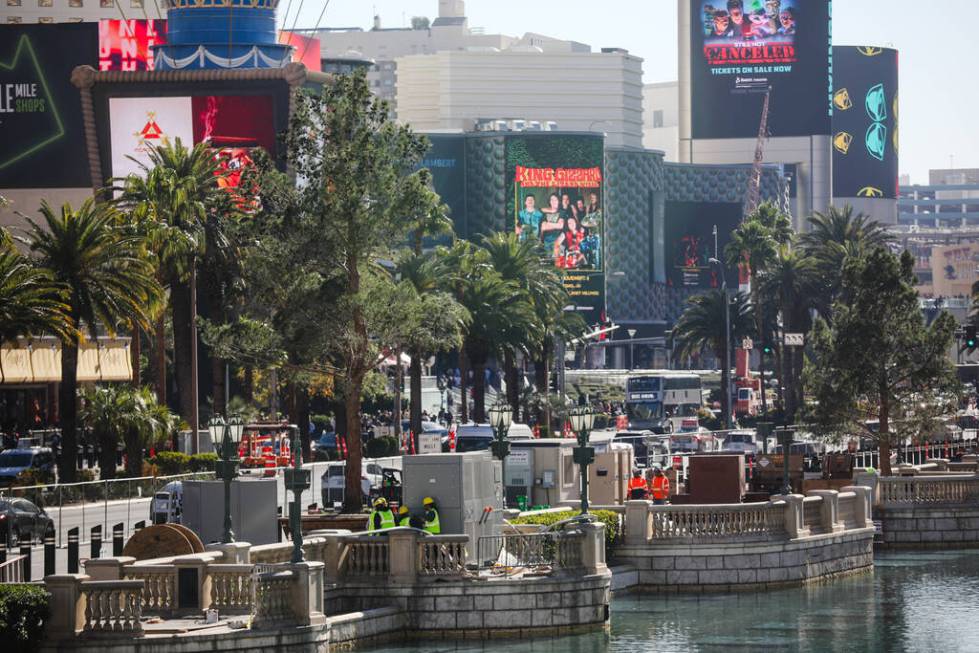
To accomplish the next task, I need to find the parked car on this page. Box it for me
[0,447,55,486]
[0,498,53,545]
[453,423,535,453]
[320,461,381,508]
[150,481,183,525]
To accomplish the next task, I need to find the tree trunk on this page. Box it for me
[504,350,519,423]
[131,323,141,388]
[458,349,469,424]
[297,387,311,462]
[124,430,142,478]
[211,355,226,418]
[879,377,892,476]
[154,313,167,405]
[170,276,195,429]
[470,354,487,424]
[343,377,364,513]
[58,337,79,483]
[392,352,402,443]
[97,430,116,480]
[244,367,254,404]
[409,351,423,438]
[718,346,730,430]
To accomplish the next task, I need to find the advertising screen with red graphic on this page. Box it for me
[99,19,167,71]
[109,94,276,184]
[664,201,742,288]
[690,0,832,139]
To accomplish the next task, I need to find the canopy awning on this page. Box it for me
[0,337,133,384]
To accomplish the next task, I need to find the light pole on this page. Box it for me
[283,425,310,564]
[437,376,447,414]
[569,406,596,514]
[208,415,244,544]
[488,401,512,506]
[627,329,637,370]
[709,258,733,430]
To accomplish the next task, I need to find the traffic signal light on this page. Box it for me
[762,343,773,356]
[967,325,977,349]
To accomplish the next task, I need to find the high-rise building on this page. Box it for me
[0,0,164,24]
[643,81,679,160]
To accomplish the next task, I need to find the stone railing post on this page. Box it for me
[580,521,607,574]
[174,557,210,615]
[387,530,420,585]
[83,556,135,581]
[45,574,88,640]
[782,494,810,539]
[808,490,844,534]
[320,535,343,584]
[206,541,251,564]
[624,501,651,545]
[842,486,875,528]
[926,459,949,471]
[288,562,326,627]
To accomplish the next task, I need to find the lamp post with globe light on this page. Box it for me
[208,415,245,544]
[569,406,596,514]
[488,401,512,505]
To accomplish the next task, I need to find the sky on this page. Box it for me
[279,0,975,185]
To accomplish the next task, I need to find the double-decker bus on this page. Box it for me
[625,372,703,433]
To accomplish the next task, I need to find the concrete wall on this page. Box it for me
[642,82,680,161]
[615,529,874,592]
[879,505,979,548]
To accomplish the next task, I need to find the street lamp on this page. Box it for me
[283,425,310,564]
[437,376,447,414]
[209,414,244,544]
[627,329,637,370]
[709,258,733,430]
[569,406,596,514]
[488,402,512,505]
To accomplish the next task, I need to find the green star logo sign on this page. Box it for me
[0,34,65,172]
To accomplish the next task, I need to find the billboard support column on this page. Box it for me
[70,65,104,193]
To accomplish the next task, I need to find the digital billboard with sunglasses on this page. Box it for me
[690,0,832,140]
[831,46,899,200]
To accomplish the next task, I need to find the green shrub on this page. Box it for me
[189,453,218,472]
[13,468,53,488]
[365,436,399,459]
[0,584,50,653]
[151,451,191,476]
[310,414,333,435]
[507,509,621,551]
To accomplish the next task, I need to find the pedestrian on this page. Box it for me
[395,504,411,527]
[650,466,670,505]
[628,469,648,500]
[422,496,441,534]
[367,497,395,531]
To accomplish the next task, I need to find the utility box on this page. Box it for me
[402,452,502,560]
[682,454,745,504]
[181,478,278,545]
[589,442,634,506]
[504,447,534,508]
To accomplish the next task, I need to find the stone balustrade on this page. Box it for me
[81,581,144,636]
[207,564,254,614]
[642,501,786,543]
[338,535,390,577]
[252,570,295,628]
[123,565,176,614]
[417,536,467,577]
[879,475,979,506]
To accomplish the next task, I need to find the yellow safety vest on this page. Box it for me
[424,508,441,534]
[369,509,395,531]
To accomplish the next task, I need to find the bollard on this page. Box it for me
[19,543,31,582]
[44,527,55,577]
[112,523,124,557]
[0,540,6,565]
[134,520,145,532]
[67,528,79,574]
[91,525,102,560]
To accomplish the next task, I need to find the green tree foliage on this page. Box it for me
[0,584,50,653]
[81,385,176,479]
[805,248,959,476]
[672,289,754,425]
[23,200,161,483]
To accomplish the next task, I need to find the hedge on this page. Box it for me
[151,451,190,476]
[0,585,49,653]
[365,436,399,459]
[507,509,621,551]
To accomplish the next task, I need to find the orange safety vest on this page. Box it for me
[628,477,647,492]
[651,475,670,500]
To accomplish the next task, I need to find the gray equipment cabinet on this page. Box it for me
[402,451,502,560]
[181,478,278,545]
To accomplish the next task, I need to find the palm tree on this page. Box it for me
[118,138,226,427]
[23,199,160,483]
[81,385,175,479]
[799,204,894,321]
[672,290,754,425]
[759,251,820,421]
[0,239,69,358]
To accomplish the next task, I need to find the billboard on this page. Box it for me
[664,201,742,288]
[99,19,167,71]
[506,135,605,325]
[690,0,833,139]
[0,24,98,189]
[831,46,898,200]
[422,135,467,240]
[109,94,276,179]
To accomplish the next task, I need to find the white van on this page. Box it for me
[150,481,183,525]
[454,423,534,453]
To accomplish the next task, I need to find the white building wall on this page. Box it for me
[643,81,680,160]
[396,50,644,149]
[1,0,164,24]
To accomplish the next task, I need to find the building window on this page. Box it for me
[38,15,53,21]
[653,110,664,129]
[38,0,52,6]
[130,0,142,6]
[6,0,21,6]
[68,0,82,6]
[100,0,113,6]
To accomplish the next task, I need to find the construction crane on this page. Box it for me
[745,87,772,215]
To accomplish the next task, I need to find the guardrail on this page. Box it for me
[0,554,26,583]
[879,475,979,506]
[646,501,785,541]
[475,530,587,575]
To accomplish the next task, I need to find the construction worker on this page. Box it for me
[628,469,648,500]
[395,504,411,527]
[422,497,441,534]
[368,497,395,531]
[650,466,670,505]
